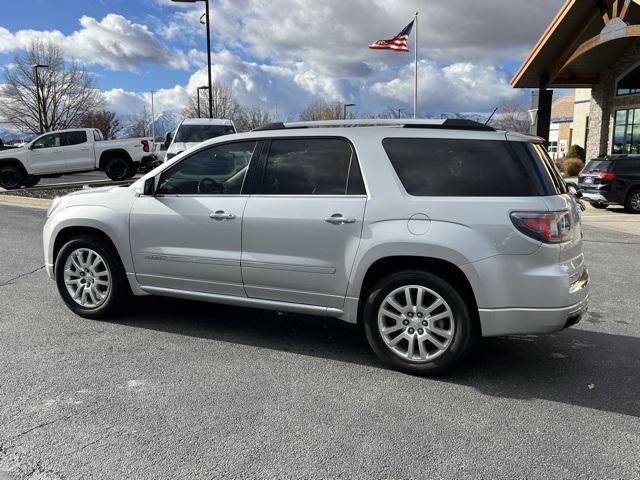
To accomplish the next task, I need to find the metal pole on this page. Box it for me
[197,89,201,118]
[414,12,418,119]
[205,0,213,119]
[343,104,347,120]
[150,90,156,141]
[33,66,44,134]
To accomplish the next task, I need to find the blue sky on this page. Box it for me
[0,0,566,120]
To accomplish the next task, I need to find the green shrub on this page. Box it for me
[558,157,585,177]
[566,145,586,161]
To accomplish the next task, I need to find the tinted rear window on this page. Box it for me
[583,159,614,174]
[614,158,640,173]
[174,125,235,143]
[382,138,540,196]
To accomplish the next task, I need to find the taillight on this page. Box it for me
[597,172,616,181]
[142,139,150,152]
[510,211,573,244]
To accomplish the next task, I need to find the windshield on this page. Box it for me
[174,124,235,143]
[582,159,614,174]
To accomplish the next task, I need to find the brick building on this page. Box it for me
[512,0,640,160]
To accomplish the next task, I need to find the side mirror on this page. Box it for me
[143,177,156,196]
[164,132,173,149]
[566,181,583,198]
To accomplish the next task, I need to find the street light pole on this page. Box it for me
[172,0,213,118]
[150,90,156,141]
[31,64,48,134]
[197,86,209,118]
[343,103,355,120]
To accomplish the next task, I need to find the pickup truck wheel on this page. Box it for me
[55,235,129,319]
[625,189,640,214]
[0,165,24,189]
[23,176,40,188]
[105,157,132,181]
[363,270,476,375]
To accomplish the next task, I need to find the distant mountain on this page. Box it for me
[116,110,182,141]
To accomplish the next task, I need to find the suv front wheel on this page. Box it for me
[625,189,640,214]
[363,270,476,375]
[55,235,129,318]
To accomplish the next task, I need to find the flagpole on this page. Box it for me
[414,11,418,119]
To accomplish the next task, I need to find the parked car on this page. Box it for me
[43,119,589,375]
[164,118,236,161]
[578,155,640,213]
[0,128,157,189]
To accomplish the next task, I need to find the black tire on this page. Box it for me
[363,270,477,376]
[104,157,133,181]
[590,202,608,210]
[0,164,24,189]
[624,189,640,214]
[55,235,129,319]
[22,176,40,188]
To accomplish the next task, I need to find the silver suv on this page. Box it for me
[43,119,589,374]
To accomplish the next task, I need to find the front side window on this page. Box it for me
[613,108,640,154]
[260,138,365,195]
[617,65,640,96]
[383,138,541,197]
[157,141,257,195]
[32,133,61,149]
[61,131,87,146]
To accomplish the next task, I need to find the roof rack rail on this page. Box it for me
[252,118,495,132]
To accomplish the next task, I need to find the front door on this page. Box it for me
[28,132,67,174]
[241,137,367,309]
[130,140,259,296]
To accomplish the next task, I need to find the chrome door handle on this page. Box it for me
[209,210,236,220]
[324,214,356,225]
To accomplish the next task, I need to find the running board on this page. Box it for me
[140,285,344,318]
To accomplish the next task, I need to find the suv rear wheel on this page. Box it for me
[625,189,640,214]
[55,235,129,318]
[0,164,24,189]
[104,157,133,181]
[363,270,476,375]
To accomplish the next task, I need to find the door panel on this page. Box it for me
[130,196,247,296]
[241,196,366,308]
[62,131,94,171]
[28,133,66,174]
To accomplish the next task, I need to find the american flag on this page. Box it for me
[368,20,414,52]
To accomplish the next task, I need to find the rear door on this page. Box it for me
[241,137,367,309]
[60,130,94,172]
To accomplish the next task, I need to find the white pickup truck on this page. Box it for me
[0,128,158,189]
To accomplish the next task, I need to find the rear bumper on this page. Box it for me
[478,268,589,337]
[581,191,613,204]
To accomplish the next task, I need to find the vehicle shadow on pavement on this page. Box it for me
[116,297,640,418]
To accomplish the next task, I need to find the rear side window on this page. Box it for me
[382,138,539,196]
[614,158,640,173]
[62,131,87,146]
[260,138,366,195]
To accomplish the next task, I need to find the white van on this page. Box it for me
[164,118,236,161]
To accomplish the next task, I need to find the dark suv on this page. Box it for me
[578,155,640,213]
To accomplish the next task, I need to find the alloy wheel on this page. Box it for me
[631,192,640,212]
[377,285,455,362]
[63,248,111,308]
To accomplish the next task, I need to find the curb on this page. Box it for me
[0,194,50,210]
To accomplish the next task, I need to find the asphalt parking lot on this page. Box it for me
[0,204,639,479]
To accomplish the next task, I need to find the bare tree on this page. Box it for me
[182,81,240,119]
[299,99,345,121]
[235,105,273,132]
[127,106,151,138]
[82,110,121,139]
[489,101,532,133]
[0,40,103,134]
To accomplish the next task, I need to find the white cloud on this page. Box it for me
[0,14,189,71]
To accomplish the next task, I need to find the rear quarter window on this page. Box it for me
[382,138,540,196]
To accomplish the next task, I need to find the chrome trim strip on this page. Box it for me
[242,260,336,274]
[139,285,344,318]
[140,251,239,267]
[136,273,241,287]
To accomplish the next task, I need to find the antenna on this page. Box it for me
[485,107,498,125]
